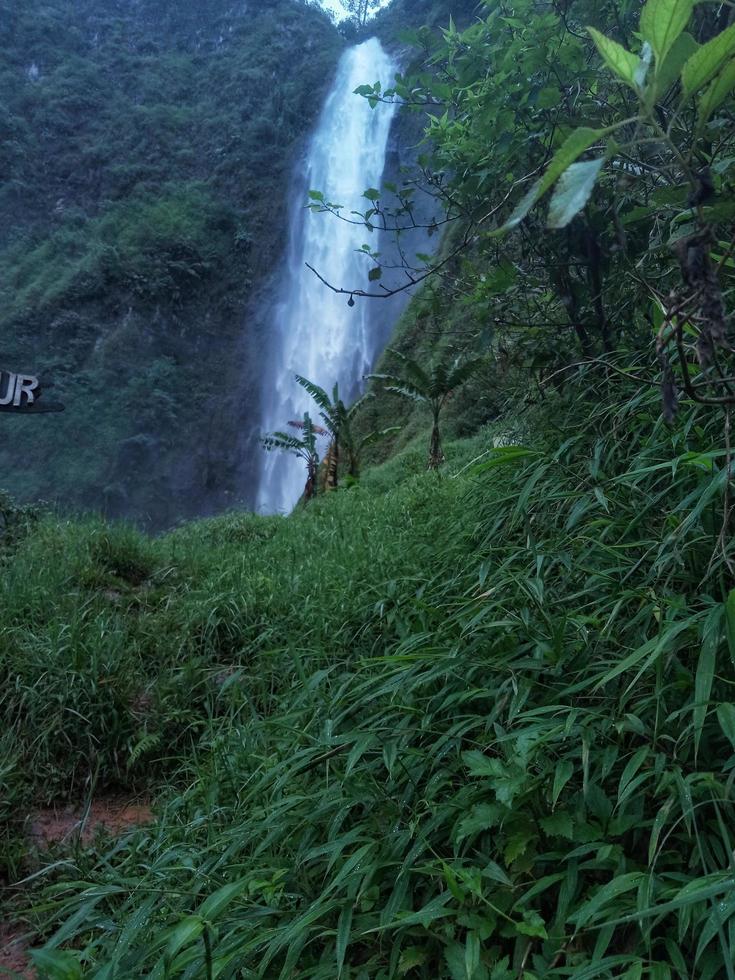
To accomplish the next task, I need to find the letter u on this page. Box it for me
[0,373,16,406]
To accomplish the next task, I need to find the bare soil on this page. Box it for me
[0,923,35,979]
[29,795,153,847]
[0,795,153,976]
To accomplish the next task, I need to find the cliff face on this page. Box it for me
[0,0,343,527]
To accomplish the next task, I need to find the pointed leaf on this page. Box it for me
[653,32,698,97]
[547,158,605,228]
[693,605,722,757]
[725,589,735,669]
[587,28,641,88]
[497,127,609,233]
[698,59,735,127]
[640,0,693,66]
[336,902,353,977]
[681,22,735,99]
[30,950,83,980]
[165,916,204,962]
[199,879,249,922]
[717,703,735,751]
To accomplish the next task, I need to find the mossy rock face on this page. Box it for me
[0,0,343,528]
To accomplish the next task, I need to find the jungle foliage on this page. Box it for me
[3,0,735,977]
[0,0,342,525]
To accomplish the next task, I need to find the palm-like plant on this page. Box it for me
[295,376,352,491]
[295,376,400,487]
[261,413,323,502]
[367,350,483,469]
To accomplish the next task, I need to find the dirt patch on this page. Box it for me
[29,796,153,848]
[0,923,35,979]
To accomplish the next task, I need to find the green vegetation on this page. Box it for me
[4,373,735,975]
[262,412,323,501]
[3,0,735,976]
[0,0,342,524]
[368,350,483,468]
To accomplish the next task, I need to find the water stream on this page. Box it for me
[256,38,398,513]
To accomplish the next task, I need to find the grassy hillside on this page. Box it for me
[4,370,735,975]
[0,0,342,526]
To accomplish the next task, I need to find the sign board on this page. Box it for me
[0,370,65,414]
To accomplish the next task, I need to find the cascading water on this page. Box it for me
[256,38,398,514]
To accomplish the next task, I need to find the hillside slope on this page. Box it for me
[0,0,342,527]
[3,376,735,974]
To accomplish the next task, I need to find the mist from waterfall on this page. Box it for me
[256,38,398,514]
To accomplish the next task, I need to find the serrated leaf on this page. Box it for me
[368,266,382,281]
[640,0,694,66]
[399,947,428,974]
[455,803,502,842]
[681,22,735,99]
[516,910,547,939]
[445,942,468,980]
[587,28,641,88]
[363,187,381,201]
[463,750,503,776]
[540,811,574,839]
[547,158,605,229]
[504,831,533,864]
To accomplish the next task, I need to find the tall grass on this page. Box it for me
[5,372,735,976]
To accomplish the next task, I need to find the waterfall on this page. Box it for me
[256,38,398,514]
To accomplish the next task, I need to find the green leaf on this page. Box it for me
[552,759,575,806]
[653,32,698,97]
[640,0,694,66]
[717,703,735,751]
[495,128,609,233]
[570,873,645,927]
[165,916,205,962]
[399,948,428,974]
[199,879,249,922]
[681,22,735,99]
[540,811,574,839]
[455,803,503,842]
[725,589,735,668]
[587,28,641,88]
[693,605,722,758]
[698,58,735,128]
[471,447,541,473]
[516,909,548,940]
[547,158,605,229]
[336,901,353,977]
[368,266,382,282]
[308,190,324,202]
[363,188,381,202]
[30,950,83,980]
[465,932,481,980]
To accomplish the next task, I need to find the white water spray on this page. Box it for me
[257,38,398,513]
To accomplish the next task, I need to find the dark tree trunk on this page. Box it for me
[304,458,317,500]
[428,416,444,469]
[323,438,339,491]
